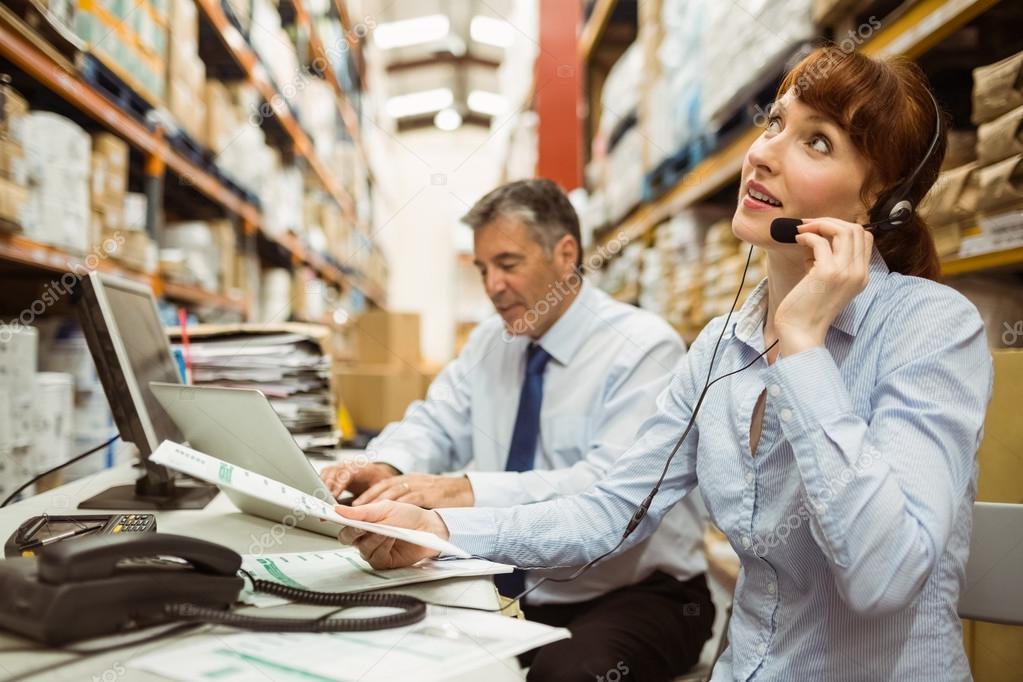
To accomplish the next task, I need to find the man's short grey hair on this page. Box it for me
[461,179,582,268]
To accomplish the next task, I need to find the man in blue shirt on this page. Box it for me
[322,179,712,681]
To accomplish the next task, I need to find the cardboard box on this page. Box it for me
[167,73,206,142]
[105,228,156,272]
[967,349,1023,679]
[0,138,26,184]
[0,84,28,141]
[0,176,28,226]
[332,363,424,432]
[90,132,128,216]
[419,361,443,399]
[203,80,235,152]
[352,311,421,366]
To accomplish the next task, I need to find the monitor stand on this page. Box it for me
[78,477,218,510]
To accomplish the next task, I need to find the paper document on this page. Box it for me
[240,548,512,608]
[130,611,570,682]
[151,441,471,558]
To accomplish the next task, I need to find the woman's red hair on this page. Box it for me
[778,46,946,280]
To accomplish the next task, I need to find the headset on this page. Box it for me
[770,89,944,243]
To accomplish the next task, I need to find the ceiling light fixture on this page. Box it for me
[385,88,454,118]
[470,15,515,48]
[467,90,508,117]
[373,14,450,50]
[434,108,463,131]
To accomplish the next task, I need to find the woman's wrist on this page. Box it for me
[777,324,826,358]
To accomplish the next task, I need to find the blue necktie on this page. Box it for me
[495,343,551,598]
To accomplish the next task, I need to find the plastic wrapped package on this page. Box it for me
[20,112,92,253]
[700,0,813,128]
[605,128,645,224]
[599,42,644,143]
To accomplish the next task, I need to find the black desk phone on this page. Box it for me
[0,532,427,645]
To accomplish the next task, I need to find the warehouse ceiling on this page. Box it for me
[362,0,516,131]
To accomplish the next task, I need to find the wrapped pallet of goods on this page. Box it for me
[20,112,92,253]
[74,0,168,107]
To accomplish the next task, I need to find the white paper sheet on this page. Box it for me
[240,548,512,608]
[130,611,570,682]
[151,441,471,558]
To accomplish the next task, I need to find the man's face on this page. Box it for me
[472,215,577,338]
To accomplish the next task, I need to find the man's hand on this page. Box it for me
[353,474,475,509]
[320,461,400,499]
[335,501,449,569]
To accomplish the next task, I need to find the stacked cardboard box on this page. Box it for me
[332,311,426,432]
[161,219,235,292]
[203,80,241,153]
[166,0,206,141]
[89,132,129,247]
[105,192,156,271]
[305,192,351,265]
[0,83,29,228]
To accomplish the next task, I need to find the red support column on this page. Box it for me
[534,0,583,191]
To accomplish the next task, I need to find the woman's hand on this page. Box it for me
[776,218,873,357]
[335,501,450,569]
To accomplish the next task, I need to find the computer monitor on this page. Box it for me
[72,272,217,510]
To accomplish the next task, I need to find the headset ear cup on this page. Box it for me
[887,199,914,226]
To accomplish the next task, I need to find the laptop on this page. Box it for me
[149,382,345,537]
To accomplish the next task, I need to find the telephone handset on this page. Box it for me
[38,531,240,584]
[0,532,427,645]
[0,533,243,645]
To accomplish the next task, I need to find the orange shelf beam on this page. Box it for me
[0,19,261,228]
[0,233,247,314]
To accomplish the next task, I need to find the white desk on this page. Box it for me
[0,463,526,682]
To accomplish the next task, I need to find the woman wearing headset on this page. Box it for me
[336,47,993,681]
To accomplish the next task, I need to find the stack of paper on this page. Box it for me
[170,324,336,443]
[130,611,570,682]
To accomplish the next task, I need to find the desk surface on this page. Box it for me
[0,463,524,682]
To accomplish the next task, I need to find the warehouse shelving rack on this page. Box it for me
[0,0,386,317]
[585,0,1019,278]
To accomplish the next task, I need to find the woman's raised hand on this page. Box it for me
[776,217,873,356]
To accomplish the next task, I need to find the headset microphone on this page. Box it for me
[770,201,915,243]
[770,90,941,244]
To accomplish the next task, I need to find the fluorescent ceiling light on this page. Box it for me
[467,90,507,116]
[470,15,514,48]
[434,108,463,131]
[373,14,450,50]
[385,88,454,118]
